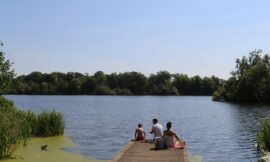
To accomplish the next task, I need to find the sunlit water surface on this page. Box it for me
[5,95,270,162]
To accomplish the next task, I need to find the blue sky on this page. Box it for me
[1,0,270,79]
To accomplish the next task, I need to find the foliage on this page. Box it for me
[0,97,29,158]
[9,71,223,96]
[0,109,19,158]
[0,96,15,112]
[0,42,65,159]
[95,85,115,95]
[212,86,226,101]
[213,50,270,102]
[148,71,179,95]
[257,118,270,151]
[0,47,15,94]
[0,96,65,159]
[114,87,132,95]
[34,111,65,137]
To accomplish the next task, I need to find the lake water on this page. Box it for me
[4,95,270,162]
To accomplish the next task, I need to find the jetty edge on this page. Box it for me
[112,140,189,162]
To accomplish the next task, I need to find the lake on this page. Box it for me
[4,95,270,162]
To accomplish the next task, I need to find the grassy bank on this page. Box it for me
[0,96,65,159]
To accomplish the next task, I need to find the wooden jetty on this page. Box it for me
[112,140,189,162]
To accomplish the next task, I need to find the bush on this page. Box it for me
[34,111,65,137]
[212,86,226,101]
[115,87,132,95]
[0,115,17,158]
[0,96,16,112]
[213,50,270,103]
[0,98,22,159]
[95,85,115,95]
[257,118,270,151]
[0,97,65,159]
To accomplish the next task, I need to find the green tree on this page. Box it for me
[106,73,119,89]
[173,74,190,95]
[10,70,223,96]
[81,77,96,94]
[189,75,202,95]
[94,71,107,86]
[148,71,179,95]
[95,85,115,95]
[117,72,148,95]
[114,87,132,95]
[68,78,82,94]
[0,44,15,94]
[40,82,49,94]
[213,50,270,102]
[26,72,43,83]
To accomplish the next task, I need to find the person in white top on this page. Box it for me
[150,118,163,138]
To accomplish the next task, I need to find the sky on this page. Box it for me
[1,0,270,79]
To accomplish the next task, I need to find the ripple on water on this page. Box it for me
[4,95,270,161]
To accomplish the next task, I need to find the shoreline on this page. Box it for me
[259,152,270,162]
[1,135,109,162]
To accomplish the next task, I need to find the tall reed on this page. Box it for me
[257,118,270,151]
[0,96,65,159]
[34,110,65,137]
[0,114,17,158]
[0,97,21,159]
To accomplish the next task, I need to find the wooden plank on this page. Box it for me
[112,141,189,162]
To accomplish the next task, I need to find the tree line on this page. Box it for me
[2,41,270,102]
[213,50,270,103]
[8,71,223,96]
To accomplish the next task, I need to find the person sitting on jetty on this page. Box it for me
[135,123,146,141]
[163,121,186,148]
[150,118,163,138]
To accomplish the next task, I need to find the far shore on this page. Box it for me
[4,94,212,96]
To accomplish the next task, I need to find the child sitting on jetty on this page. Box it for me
[135,123,146,141]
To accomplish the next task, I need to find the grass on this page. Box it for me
[34,111,65,137]
[0,96,65,159]
[257,118,270,151]
[0,113,18,158]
